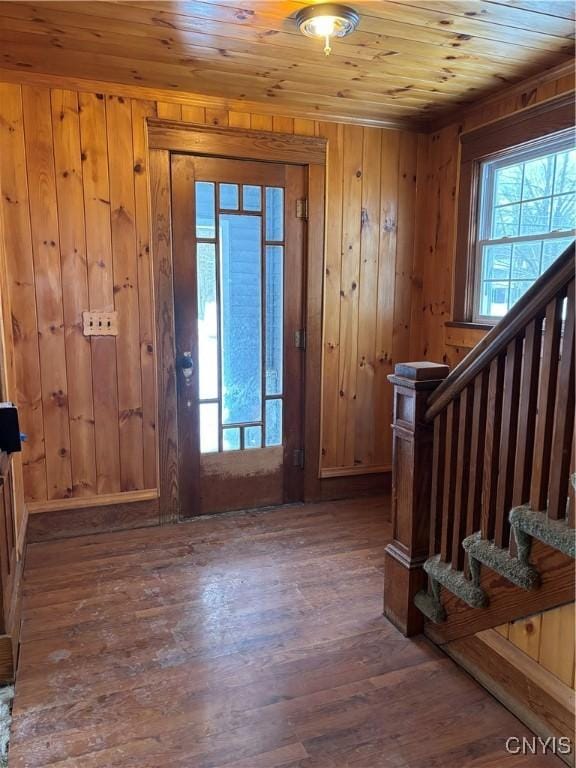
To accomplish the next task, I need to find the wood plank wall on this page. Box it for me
[0,79,418,505]
[410,68,576,369]
[495,603,576,689]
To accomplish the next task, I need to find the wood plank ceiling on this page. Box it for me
[0,0,574,127]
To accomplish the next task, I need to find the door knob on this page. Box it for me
[179,351,194,386]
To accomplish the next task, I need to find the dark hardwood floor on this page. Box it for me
[10,497,562,767]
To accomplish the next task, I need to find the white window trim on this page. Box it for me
[473,130,576,323]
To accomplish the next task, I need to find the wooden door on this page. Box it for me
[171,155,307,517]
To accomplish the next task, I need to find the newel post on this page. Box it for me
[383,362,449,636]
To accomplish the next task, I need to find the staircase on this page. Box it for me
[383,242,575,642]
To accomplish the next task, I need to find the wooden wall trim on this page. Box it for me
[460,92,575,162]
[0,68,423,132]
[26,488,158,515]
[148,120,327,165]
[320,464,391,479]
[429,61,575,133]
[26,497,160,542]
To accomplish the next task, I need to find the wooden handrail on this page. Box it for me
[426,242,575,422]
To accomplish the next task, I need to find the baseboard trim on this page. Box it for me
[26,495,161,543]
[27,489,159,515]
[320,465,391,479]
[316,471,390,502]
[444,629,575,766]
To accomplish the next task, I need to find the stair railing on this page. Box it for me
[384,242,575,636]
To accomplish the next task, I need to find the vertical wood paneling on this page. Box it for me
[79,91,121,495]
[227,111,249,129]
[181,105,206,123]
[106,95,144,491]
[131,99,158,489]
[1,79,422,503]
[374,130,400,467]
[50,89,96,497]
[157,102,181,121]
[0,83,46,501]
[205,107,228,127]
[354,128,381,467]
[336,124,363,467]
[21,85,73,500]
[318,121,343,469]
[501,604,576,689]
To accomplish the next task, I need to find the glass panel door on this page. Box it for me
[195,182,285,453]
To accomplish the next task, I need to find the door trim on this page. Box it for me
[148,122,326,523]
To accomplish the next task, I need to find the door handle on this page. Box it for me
[178,351,194,386]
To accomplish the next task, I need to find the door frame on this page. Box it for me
[148,120,326,523]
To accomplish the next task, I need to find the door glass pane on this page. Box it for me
[200,403,218,453]
[197,243,218,400]
[223,428,240,451]
[266,187,284,241]
[196,182,215,239]
[220,214,262,425]
[266,246,283,395]
[220,183,239,210]
[265,399,282,446]
[243,185,261,211]
[245,426,262,449]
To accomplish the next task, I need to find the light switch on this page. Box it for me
[82,311,118,337]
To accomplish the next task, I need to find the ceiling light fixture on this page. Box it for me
[296,3,360,56]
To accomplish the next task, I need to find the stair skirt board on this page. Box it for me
[463,532,541,591]
[443,630,575,768]
[423,555,487,609]
[510,506,576,561]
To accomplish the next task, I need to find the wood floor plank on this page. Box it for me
[10,497,563,767]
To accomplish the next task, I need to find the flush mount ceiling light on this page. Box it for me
[296,3,360,56]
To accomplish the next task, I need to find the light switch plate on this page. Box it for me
[82,311,118,337]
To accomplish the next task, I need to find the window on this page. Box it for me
[453,93,575,325]
[475,135,575,321]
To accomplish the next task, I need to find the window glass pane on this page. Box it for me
[265,399,282,446]
[200,403,218,453]
[266,187,284,241]
[243,185,262,211]
[480,281,509,318]
[554,150,576,194]
[223,428,240,452]
[494,164,523,206]
[492,203,520,238]
[266,246,283,396]
[542,237,575,272]
[509,281,533,307]
[522,155,553,200]
[511,241,541,280]
[220,183,239,210]
[550,193,575,231]
[483,244,511,280]
[245,426,262,449]
[196,182,215,239]
[220,214,262,425]
[478,138,576,321]
[519,198,551,236]
[197,243,218,400]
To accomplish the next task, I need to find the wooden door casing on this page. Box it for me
[171,154,306,516]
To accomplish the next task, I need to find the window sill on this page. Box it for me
[445,320,496,331]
